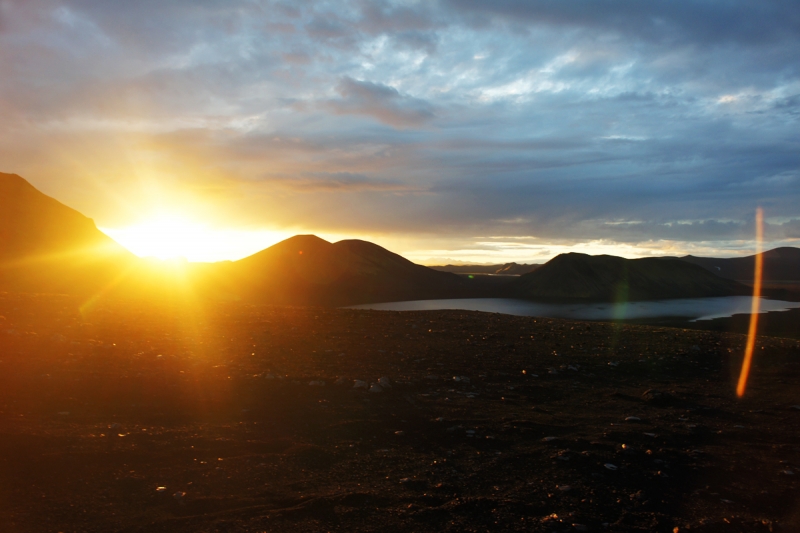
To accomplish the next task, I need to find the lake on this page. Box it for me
[349,296,800,322]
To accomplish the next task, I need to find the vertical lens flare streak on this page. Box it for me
[736,207,764,398]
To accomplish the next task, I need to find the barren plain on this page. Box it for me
[1,292,799,532]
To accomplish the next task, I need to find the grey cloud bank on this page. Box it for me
[0,0,798,260]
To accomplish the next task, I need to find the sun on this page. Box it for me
[101,215,291,263]
[102,215,213,261]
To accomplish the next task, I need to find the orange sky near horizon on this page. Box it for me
[97,210,780,265]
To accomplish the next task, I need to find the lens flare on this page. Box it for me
[736,207,764,398]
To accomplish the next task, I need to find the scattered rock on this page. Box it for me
[642,389,664,402]
[604,463,618,471]
[353,380,368,390]
[369,383,384,393]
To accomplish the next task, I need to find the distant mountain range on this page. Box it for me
[1,172,792,305]
[430,263,539,276]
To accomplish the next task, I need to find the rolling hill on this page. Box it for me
[205,235,470,306]
[679,247,800,282]
[511,253,746,302]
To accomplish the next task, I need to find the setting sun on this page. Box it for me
[101,215,292,262]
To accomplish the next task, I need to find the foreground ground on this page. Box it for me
[0,292,799,532]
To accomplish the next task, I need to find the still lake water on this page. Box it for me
[349,296,800,322]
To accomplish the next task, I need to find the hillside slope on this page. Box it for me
[0,172,135,294]
[511,253,746,302]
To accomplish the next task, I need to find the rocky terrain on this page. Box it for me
[1,292,798,532]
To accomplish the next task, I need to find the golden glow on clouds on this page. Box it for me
[405,240,661,265]
[101,215,293,262]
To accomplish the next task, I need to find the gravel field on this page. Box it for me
[1,292,798,532]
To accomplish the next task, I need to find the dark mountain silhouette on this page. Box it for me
[201,235,470,306]
[431,262,539,276]
[679,247,800,282]
[0,174,474,304]
[0,172,135,294]
[0,172,766,306]
[510,253,746,302]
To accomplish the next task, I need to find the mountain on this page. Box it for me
[0,174,474,304]
[0,172,765,306]
[430,262,539,276]
[511,253,746,302]
[0,172,135,294]
[201,235,471,306]
[679,248,800,282]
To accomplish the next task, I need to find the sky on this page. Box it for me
[1,0,799,263]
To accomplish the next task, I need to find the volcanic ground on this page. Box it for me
[0,292,799,532]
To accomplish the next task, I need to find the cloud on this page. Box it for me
[1,0,799,259]
[265,172,426,193]
[444,0,800,47]
[327,77,435,128]
[780,219,800,239]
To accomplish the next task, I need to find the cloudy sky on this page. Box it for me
[1,0,799,263]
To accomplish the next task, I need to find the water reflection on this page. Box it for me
[349,296,800,322]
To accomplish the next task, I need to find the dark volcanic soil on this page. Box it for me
[1,292,799,533]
